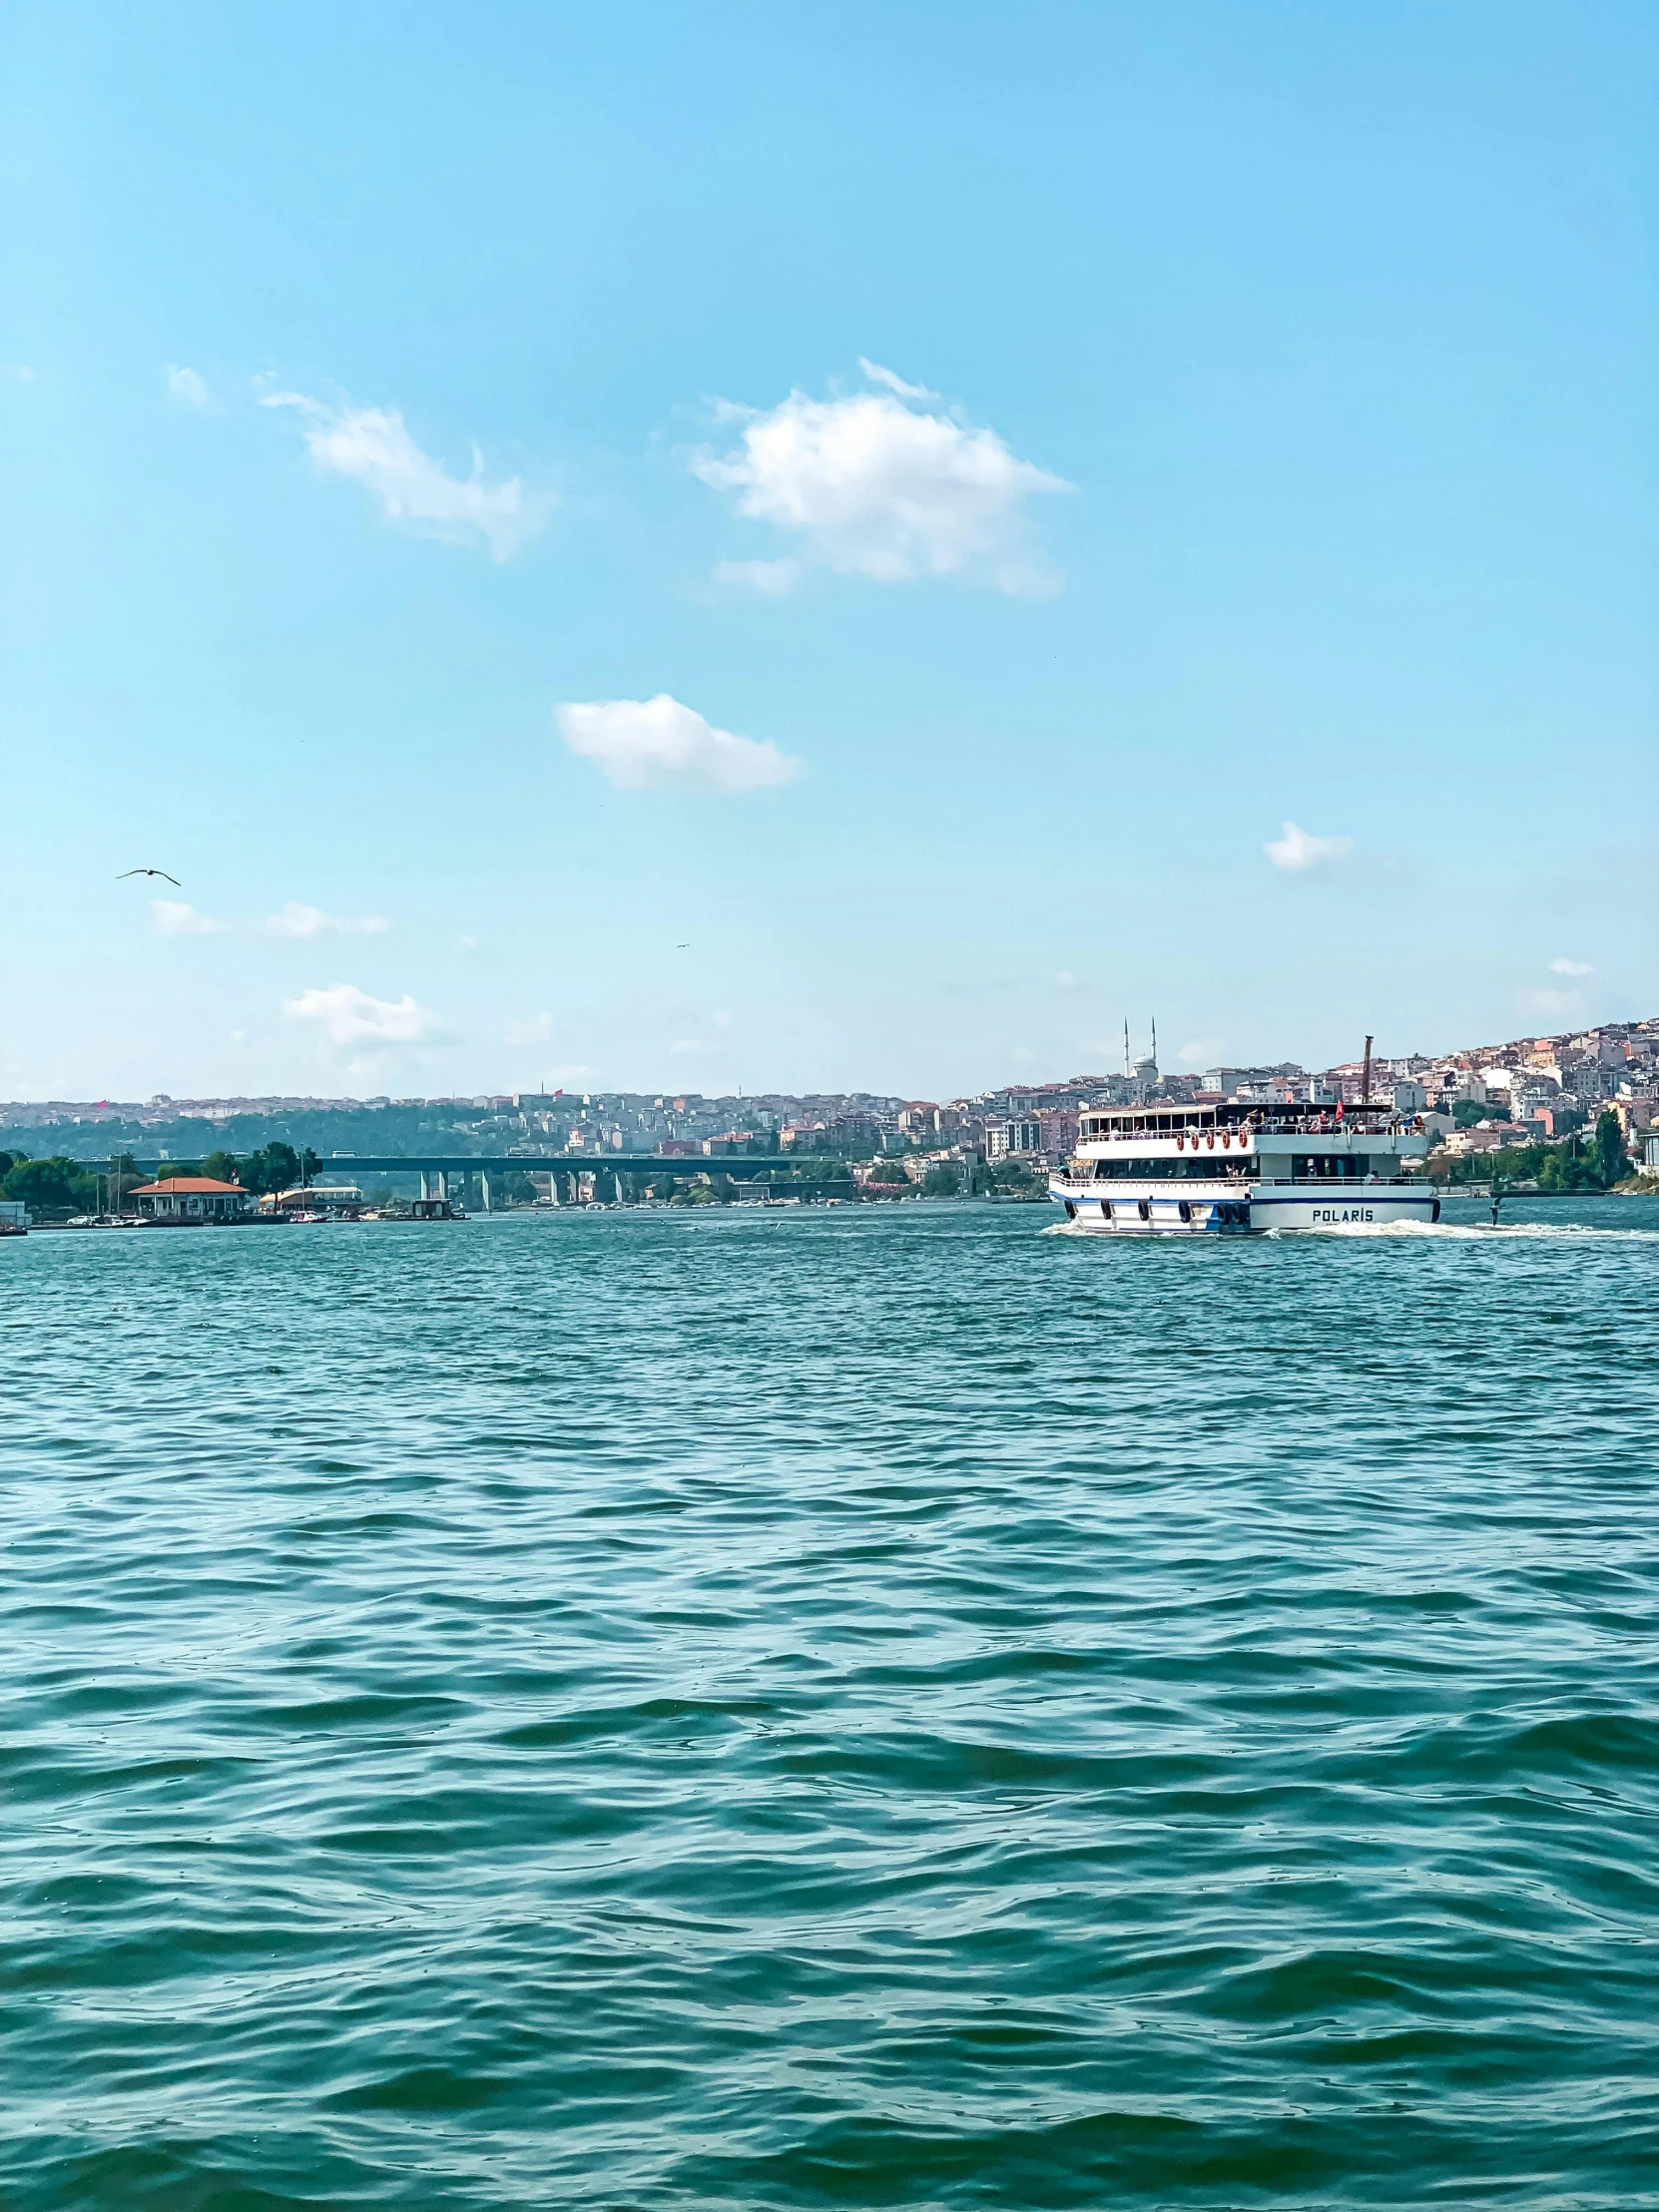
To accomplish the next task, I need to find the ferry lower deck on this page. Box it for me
[1049,1176,1439,1234]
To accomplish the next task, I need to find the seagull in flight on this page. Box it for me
[119,867,182,886]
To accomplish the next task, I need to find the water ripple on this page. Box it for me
[3,1197,1657,2207]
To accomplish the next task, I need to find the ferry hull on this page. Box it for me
[1050,1183,1438,1234]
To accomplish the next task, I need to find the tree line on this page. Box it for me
[1434,1109,1634,1192]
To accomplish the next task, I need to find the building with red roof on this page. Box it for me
[130,1176,254,1223]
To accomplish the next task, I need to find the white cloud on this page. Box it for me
[1177,1038,1224,1068]
[282,982,438,1047]
[856,358,939,401]
[1265,822,1355,870]
[505,1011,554,1047]
[557,693,802,793]
[167,364,208,407]
[692,362,1068,589]
[266,901,390,938]
[6,363,37,383]
[669,1038,708,1056]
[1549,957,1593,976]
[712,557,802,596]
[261,388,543,560]
[153,900,227,936]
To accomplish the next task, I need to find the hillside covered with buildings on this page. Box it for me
[3,1014,1656,1203]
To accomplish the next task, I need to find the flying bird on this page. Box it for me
[119,867,182,886]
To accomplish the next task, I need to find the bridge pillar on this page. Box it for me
[481,1172,492,1213]
[418,1171,430,1202]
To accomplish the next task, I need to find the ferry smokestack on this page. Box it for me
[1361,1034,1374,1109]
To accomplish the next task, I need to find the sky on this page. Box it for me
[3,1,1655,1101]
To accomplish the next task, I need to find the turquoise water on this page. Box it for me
[5,1199,1657,2209]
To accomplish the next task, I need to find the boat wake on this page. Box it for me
[1043,1217,1659,1244]
[1271,1218,1659,1243]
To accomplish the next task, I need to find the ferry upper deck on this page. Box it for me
[1078,1098,1405,1145]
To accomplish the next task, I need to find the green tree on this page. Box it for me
[1536,1148,1571,1193]
[3,1156,98,1214]
[240,1142,300,1194]
[1589,1109,1628,1189]
[922,1162,962,1198]
[200,1150,242,1184]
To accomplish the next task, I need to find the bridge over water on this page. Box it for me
[121,1155,852,1205]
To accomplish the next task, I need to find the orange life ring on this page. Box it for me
[1206,1133,1215,1149]
[1222,1132,1231,1148]
[1176,1134,1185,1150]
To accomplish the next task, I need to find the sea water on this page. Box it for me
[4,1199,1656,2208]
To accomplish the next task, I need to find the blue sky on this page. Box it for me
[3,1,1654,1099]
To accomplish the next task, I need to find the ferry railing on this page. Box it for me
[1080,1112,1408,1140]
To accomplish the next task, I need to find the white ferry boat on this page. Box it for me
[1050,1096,1436,1235]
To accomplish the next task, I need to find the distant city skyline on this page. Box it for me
[7,1009,1653,1128]
[4,5,1654,1100]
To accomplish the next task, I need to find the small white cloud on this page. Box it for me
[1055,970,1078,988]
[856,358,939,401]
[266,901,390,938]
[1549,957,1593,977]
[457,934,481,951]
[557,693,802,794]
[505,1011,554,1047]
[283,982,438,1047]
[261,387,543,560]
[1177,1038,1225,1068]
[711,556,801,596]
[167,364,208,407]
[5,363,37,383]
[1011,1046,1036,1065]
[1265,822,1355,870]
[711,1010,735,1032]
[692,366,1067,589]
[669,1038,708,1056]
[153,899,227,936]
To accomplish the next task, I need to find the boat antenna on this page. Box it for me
[1124,1019,1130,1078]
[1361,1033,1374,1110]
[1151,1015,1157,1066]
